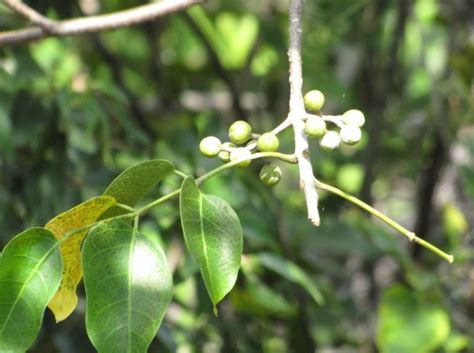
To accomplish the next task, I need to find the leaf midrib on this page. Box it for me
[0,237,58,338]
[198,194,214,302]
[127,229,136,353]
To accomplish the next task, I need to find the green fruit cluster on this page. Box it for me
[303,89,365,151]
[198,120,284,187]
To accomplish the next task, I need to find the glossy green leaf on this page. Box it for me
[101,159,175,218]
[377,285,450,353]
[252,252,324,305]
[180,176,243,308]
[0,228,62,352]
[82,220,173,353]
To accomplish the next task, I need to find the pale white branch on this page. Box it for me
[0,0,204,47]
[287,0,320,226]
[2,0,57,32]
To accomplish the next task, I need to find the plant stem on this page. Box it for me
[116,203,136,212]
[287,0,321,226]
[174,169,189,179]
[0,0,204,47]
[196,152,298,185]
[137,151,297,215]
[313,178,454,263]
[55,150,452,264]
[137,189,180,215]
[58,212,136,245]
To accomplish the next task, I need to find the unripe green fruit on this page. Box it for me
[320,131,340,150]
[218,150,230,162]
[257,133,279,152]
[339,125,362,145]
[199,136,222,157]
[230,147,252,167]
[229,120,252,145]
[304,116,326,137]
[259,164,282,186]
[342,109,365,127]
[217,142,235,162]
[304,90,325,112]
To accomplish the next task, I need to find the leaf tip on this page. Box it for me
[212,305,219,317]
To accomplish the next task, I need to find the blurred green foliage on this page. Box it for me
[0,0,473,352]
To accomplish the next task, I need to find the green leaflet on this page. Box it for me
[251,252,324,305]
[180,176,243,308]
[0,228,62,352]
[82,220,173,353]
[101,159,175,218]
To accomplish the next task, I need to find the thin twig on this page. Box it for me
[0,0,204,47]
[2,0,57,32]
[305,113,345,127]
[313,178,454,263]
[287,0,320,226]
[271,118,292,135]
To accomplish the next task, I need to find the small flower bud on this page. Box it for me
[230,147,252,167]
[259,164,282,186]
[229,120,252,145]
[257,133,280,152]
[304,90,325,112]
[199,136,222,157]
[339,125,362,145]
[320,131,341,150]
[305,116,327,137]
[342,109,365,127]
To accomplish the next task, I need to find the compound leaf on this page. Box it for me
[0,228,62,352]
[180,176,243,309]
[82,220,173,353]
[45,196,116,322]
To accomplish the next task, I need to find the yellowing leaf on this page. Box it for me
[45,196,116,322]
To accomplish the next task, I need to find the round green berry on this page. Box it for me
[199,136,222,157]
[339,125,362,145]
[304,90,325,112]
[218,150,230,162]
[229,120,252,145]
[342,109,365,127]
[304,116,327,137]
[320,131,340,150]
[230,147,252,167]
[259,164,282,186]
[217,142,235,162]
[257,133,279,152]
